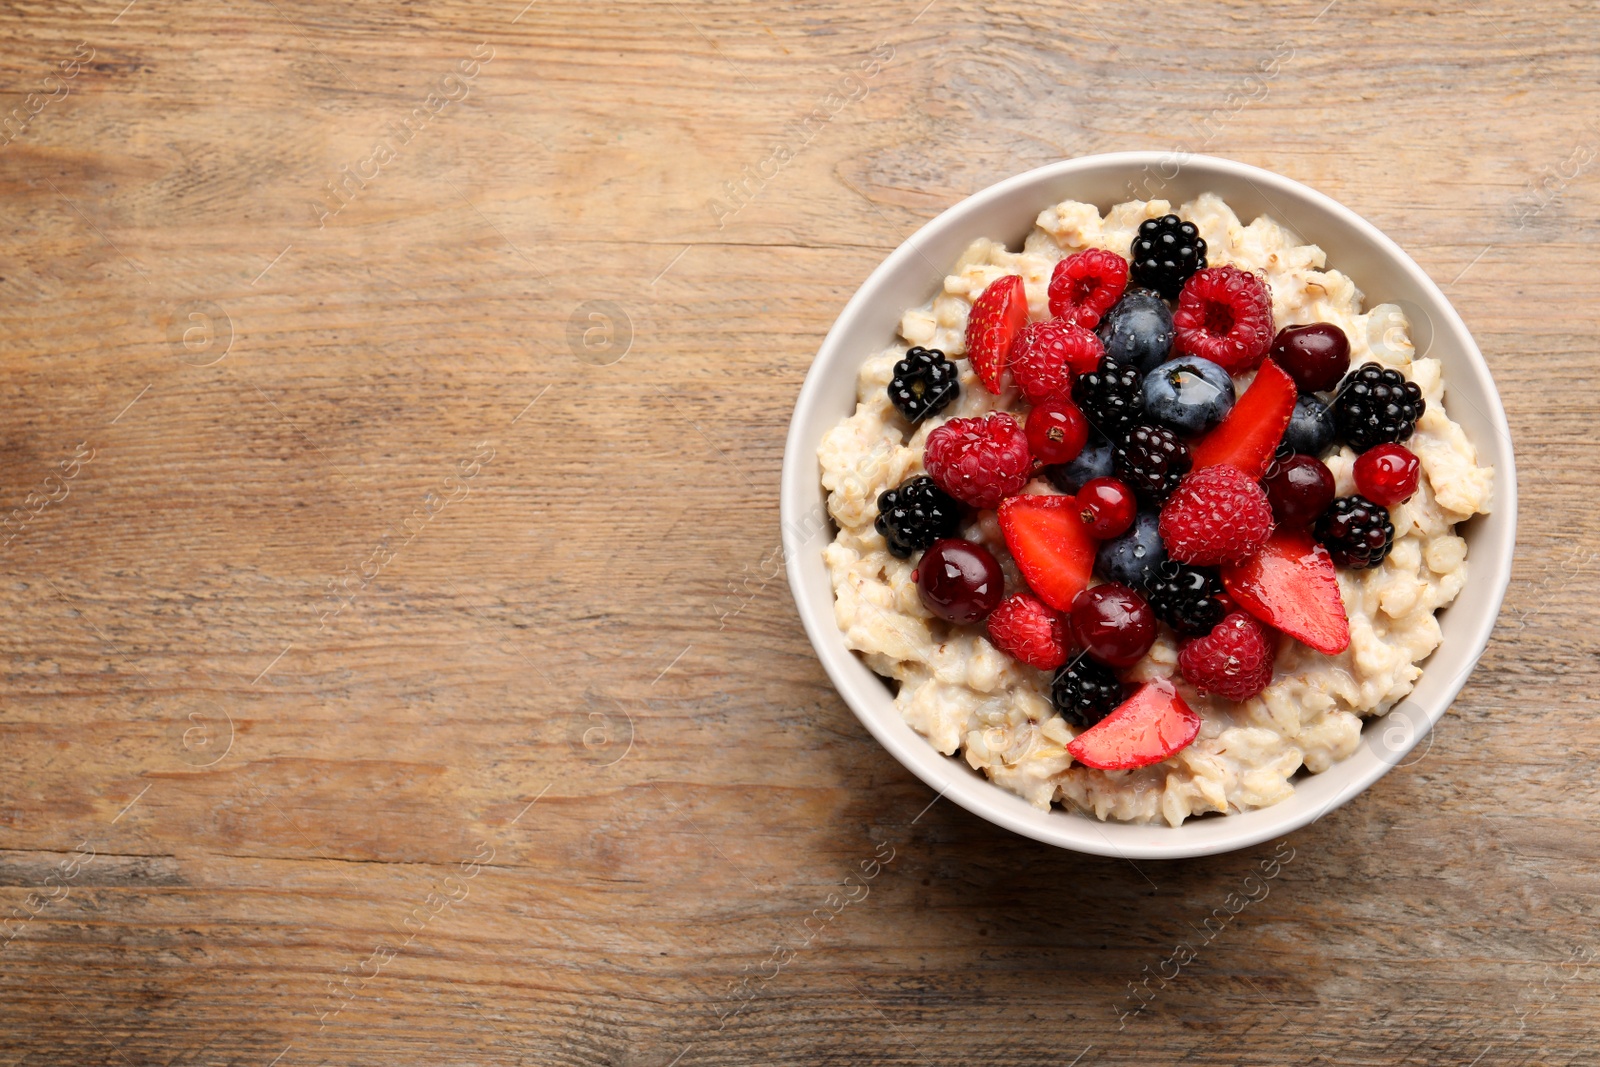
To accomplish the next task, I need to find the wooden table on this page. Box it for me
[0,1,1593,1063]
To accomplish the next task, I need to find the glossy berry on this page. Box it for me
[1045,436,1113,494]
[1075,477,1137,539]
[986,592,1070,670]
[887,347,960,423]
[1178,612,1275,702]
[1011,320,1102,403]
[1142,355,1235,437]
[1048,248,1129,328]
[1069,583,1157,669]
[916,538,1005,623]
[1114,423,1192,506]
[1353,443,1421,505]
[1262,453,1336,528]
[1142,560,1229,637]
[1096,510,1167,588]
[1158,465,1274,566]
[1173,265,1275,373]
[1314,495,1396,570]
[965,274,1029,393]
[1129,215,1206,299]
[1051,655,1124,728]
[1096,287,1175,374]
[1332,362,1426,452]
[1071,357,1144,442]
[1026,396,1090,465]
[924,413,1032,510]
[874,476,964,559]
[1271,323,1351,394]
[1280,393,1336,458]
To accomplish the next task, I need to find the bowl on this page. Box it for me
[780,152,1516,859]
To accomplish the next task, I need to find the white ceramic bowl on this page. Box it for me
[781,152,1516,859]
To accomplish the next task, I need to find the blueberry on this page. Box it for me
[1095,288,1175,375]
[1044,436,1114,494]
[1141,355,1235,437]
[1095,510,1166,588]
[1281,394,1336,457]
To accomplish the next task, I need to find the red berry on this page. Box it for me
[1069,583,1156,669]
[986,592,1070,669]
[1074,477,1136,539]
[1178,612,1275,702]
[997,495,1098,612]
[1158,466,1274,566]
[1025,396,1089,465]
[1173,265,1275,373]
[1221,530,1350,655]
[1066,678,1201,770]
[1270,323,1351,393]
[1010,320,1102,402]
[1190,359,1298,479]
[965,275,1029,394]
[1047,249,1129,328]
[1353,443,1421,505]
[916,538,1004,624]
[924,413,1031,510]
[1262,453,1336,527]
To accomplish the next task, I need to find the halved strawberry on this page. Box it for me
[1066,678,1201,771]
[965,275,1029,394]
[1221,529,1350,655]
[1190,358,1297,479]
[997,495,1097,612]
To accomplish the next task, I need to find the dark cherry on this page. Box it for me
[1263,453,1336,528]
[1075,477,1137,539]
[1270,323,1351,394]
[1353,443,1421,505]
[1068,582,1156,668]
[1026,396,1089,465]
[915,538,1004,624]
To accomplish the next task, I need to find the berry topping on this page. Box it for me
[997,494,1098,612]
[1096,288,1175,374]
[1178,612,1276,702]
[1158,465,1274,566]
[916,538,1005,624]
[1173,265,1275,373]
[1051,655,1124,728]
[1270,323,1351,394]
[1069,582,1157,668]
[1114,423,1193,506]
[874,476,964,559]
[1221,530,1350,655]
[1025,396,1090,466]
[1011,320,1101,403]
[1048,248,1129,328]
[887,346,961,423]
[1071,357,1144,443]
[1315,494,1397,570]
[1075,477,1137,539]
[1095,510,1167,588]
[986,592,1070,670]
[1191,358,1297,479]
[1261,453,1336,528]
[1129,215,1207,300]
[1141,355,1235,437]
[924,413,1031,510]
[1066,678,1202,771]
[1142,560,1230,637]
[1353,443,1421,505]
[1331,362,1426,452]
[1045,436,1114,494]
[1280,393,1336,458]
[965,275,1029,394]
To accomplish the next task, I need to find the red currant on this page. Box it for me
[1025,396,1089,466]
[1075,477,1136,539]
[1068,583,1156,668]
[916,538,1004,624]
[1270,323,1350,394]
[1353,443,1421,505]
[1262,453,1335,528]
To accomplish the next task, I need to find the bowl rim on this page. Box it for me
[780,152,1518,859]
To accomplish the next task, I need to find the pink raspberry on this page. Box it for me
[1172,265,1274,373]
[1178,611,1276,701]
[986,592,1070,670]
[1159,465,1274,566]
[923,413,1031,510]
[1048,249,1129,328]
[1010,321,1102,403]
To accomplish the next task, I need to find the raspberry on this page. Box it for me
[1129,215,1207,300]
[875,476,964,559]
[1314,494,1395,569]
[1142,560,1229,637]
[1159,466,1274,566]
[923,413,1031,510]
[1114,423,1192,506]
[986,592,1070,670]
[1173,265,1275,373]
[888,347,960,424]
[1332,362,1425,452]
[1178,611,1275,702]
[1048,249,1129,328]
[1011,321,1102,402]
[1051,654,1123,728]
[1071,357,1143,442]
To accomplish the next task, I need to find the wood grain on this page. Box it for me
[0,0,1595,1063]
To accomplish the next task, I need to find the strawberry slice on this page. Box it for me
[997,494,1097,612]
[1066,678,1201,771]
[1221,529,1351,655]
[965,275,1029,394]
[1190,358,1297,478]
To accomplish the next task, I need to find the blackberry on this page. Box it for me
[1129,214,1207,300]
[1314,494,1396,569]
[874,476,963,559]
[1052,655,1124,728]
[1071,357,1143,442]
[1114,423,1192,506]
[1331,362,1425,452]
[1143,561,1229,636]
[887,346,960,424]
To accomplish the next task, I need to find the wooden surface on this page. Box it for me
[0,1,1594,1063]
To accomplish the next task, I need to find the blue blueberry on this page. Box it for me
[1044,436,1114,494]
[1281,394,1335,457]
[1096,288,1175,375]
[1095,510,1166,588]
[1141,356,1235,437]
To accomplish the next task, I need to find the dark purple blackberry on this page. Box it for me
[887,346,960,424]
[1114,423,1192,506]
[1052,654,1123,728]
[1331,362,1425,452]
[1142,561,1228,637]
[874,476,963,559]
[1071,357,1143,442]
[1129,214,1207,299]
[1314,494,1396,569]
